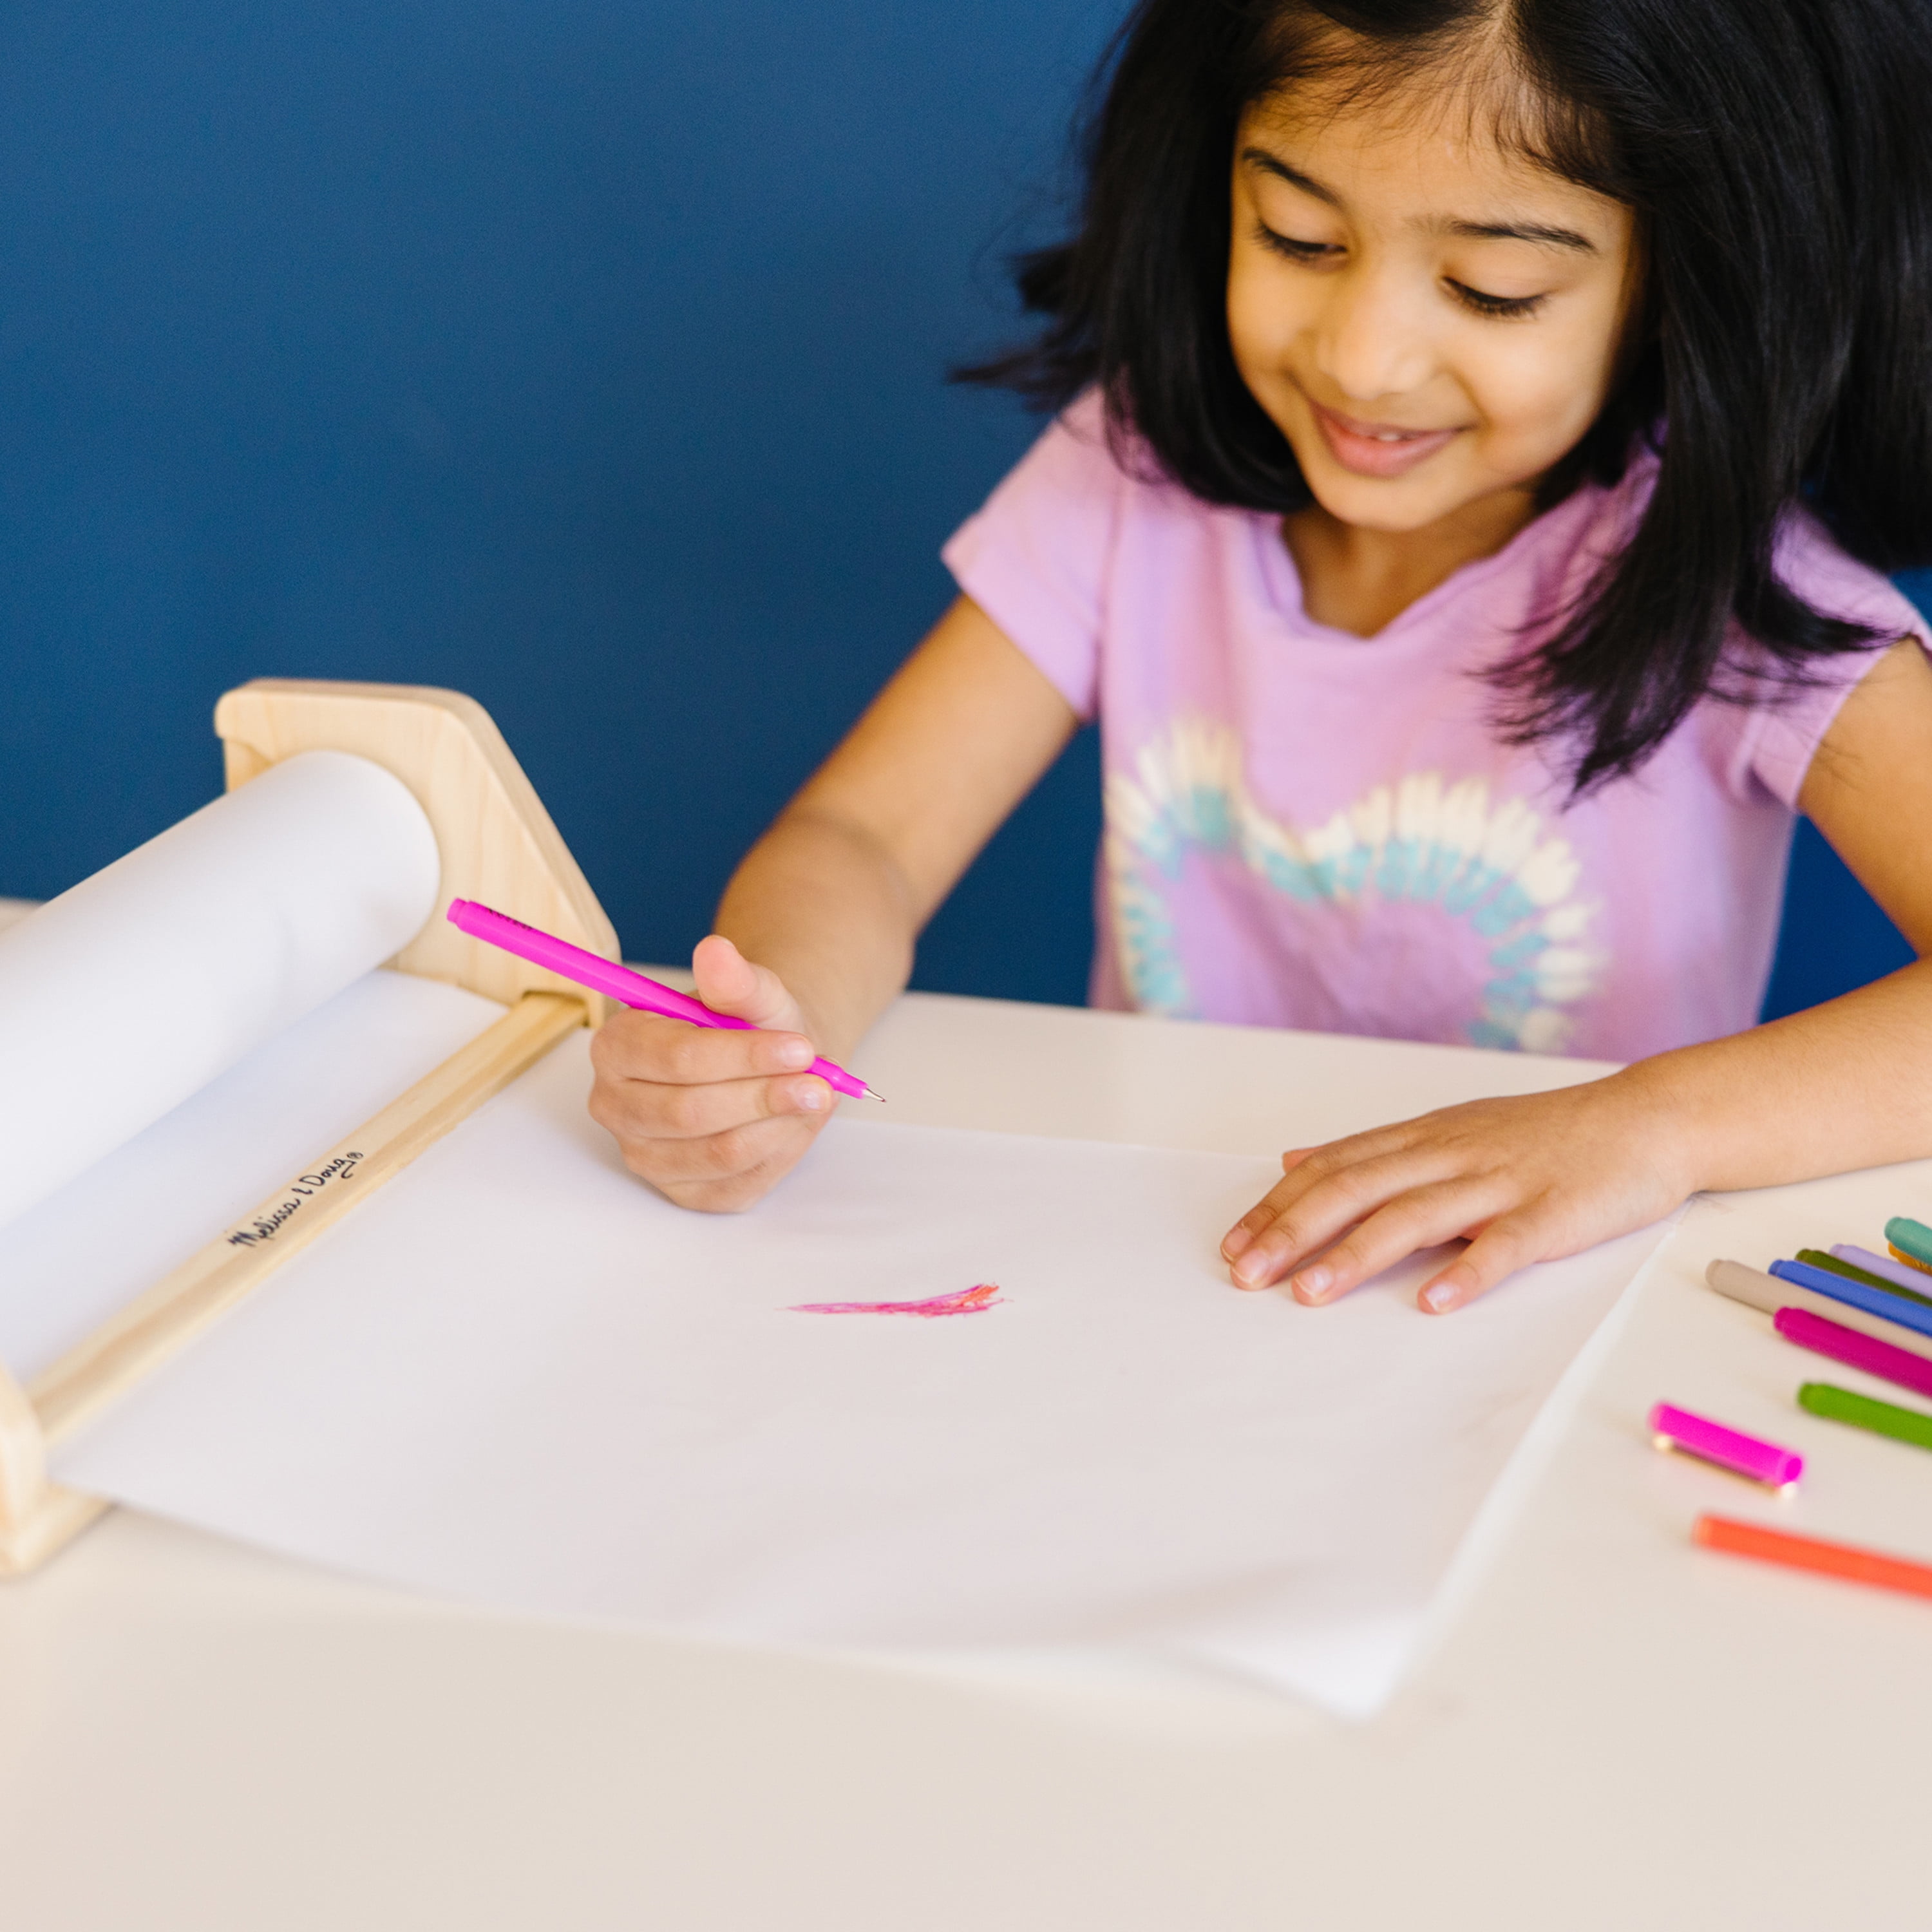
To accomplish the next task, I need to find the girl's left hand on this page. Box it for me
[1219,1070,1694,1313]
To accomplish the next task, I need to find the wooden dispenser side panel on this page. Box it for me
[0,1359,47,1533]
[0,1490,112,1580]
[0,1349,108,1578]
[214,680,618,1016]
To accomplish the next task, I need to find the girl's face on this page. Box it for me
[1227,84,1640,535]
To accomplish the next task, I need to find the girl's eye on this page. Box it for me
[1446,279,1547,320]
[1252,221,1549,319]
[1254,223,1338,264]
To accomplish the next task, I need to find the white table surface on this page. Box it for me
[1,955,1927,1931]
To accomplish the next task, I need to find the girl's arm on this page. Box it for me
[589,595,1078,1210]
[1222,638,1932,1312]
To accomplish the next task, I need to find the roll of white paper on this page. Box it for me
[0,750,440,1232]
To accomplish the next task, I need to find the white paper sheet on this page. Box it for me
[0,969,507,1381]
[51,1025,1669,1716]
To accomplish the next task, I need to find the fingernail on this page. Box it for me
[1291,1265,1331,1303]
[1421,1280,1459,1314]
[774,1037,813,1071]
[1222,1226,1254,1260]
[1232,1249,1271,1289]
[793,1080,829,1112]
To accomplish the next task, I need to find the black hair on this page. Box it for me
[961,0,1932,790]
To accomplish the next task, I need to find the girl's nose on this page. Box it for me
[1309,265,1437,404]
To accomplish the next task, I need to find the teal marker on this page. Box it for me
[1885,1217,1932,1271]
[1799,1381,1932,1454]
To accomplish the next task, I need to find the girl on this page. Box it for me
[589,0,1932,1314]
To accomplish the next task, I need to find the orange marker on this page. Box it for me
[1694,1515,1932,1602]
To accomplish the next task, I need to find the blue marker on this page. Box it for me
[1770,1258,1932,1342]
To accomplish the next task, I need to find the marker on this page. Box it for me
[1797,1381,1932,1455]
[446,899,884,1103]
[1774,1307,1932,1404]
[1797,1248,1932,1302]
[1649,1402,1802,1490]
[1768,1258,1932,1341]
[1705,1258,1932,1357]
[1884,1215,1932,1271]
[1828,1244,1932,1302]
[1694,1516,1932,1603]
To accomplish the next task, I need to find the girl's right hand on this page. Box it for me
[587,934,837,1212]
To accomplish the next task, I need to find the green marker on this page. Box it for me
[1884,1217,1932,1270]
[1795,1248,1932,1302]
[1799,1381,1932,1454]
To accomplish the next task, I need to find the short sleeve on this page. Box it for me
[1732,514,1931,808]
[940,391,1126,721]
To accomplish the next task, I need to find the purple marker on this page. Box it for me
[1831,1244,1932,1300]
[1649,1402,1803,1490]
[446,898,884,1103]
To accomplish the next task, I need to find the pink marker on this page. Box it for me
[446,898,884,1103]
[1775,1306,1932,1403]
[1649,1402,1803,1491]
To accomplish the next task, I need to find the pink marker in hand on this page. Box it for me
[446,898,884,1102]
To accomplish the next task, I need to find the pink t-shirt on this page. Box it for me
[943,393,1926,1061]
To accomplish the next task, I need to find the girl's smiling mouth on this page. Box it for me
[1309,400,1462,478]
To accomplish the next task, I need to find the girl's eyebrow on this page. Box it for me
[1434,216,1596,253]
[1241,147,1341,207]
[1239,145,1596,253]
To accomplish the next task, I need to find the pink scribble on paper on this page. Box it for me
[790,1283,1005,1318]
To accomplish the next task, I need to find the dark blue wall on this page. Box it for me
[0,0,1914,1019]
[1761,821,1913,1020]
[0,0,1112,1003]
[1758,571,1928,1021]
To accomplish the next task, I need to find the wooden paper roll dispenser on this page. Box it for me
[0,679,619,1575]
